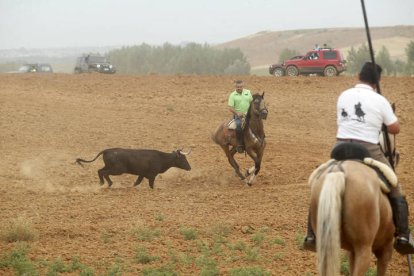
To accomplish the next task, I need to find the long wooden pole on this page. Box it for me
[360,1,412,274]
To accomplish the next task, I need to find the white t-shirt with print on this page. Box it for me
[336,83,397,144]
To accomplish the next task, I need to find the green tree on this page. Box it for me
[393,59,406,76]
[278,48,300,63]
[376,46,394,76]
[346,44,370,75]
[405,41,414,75]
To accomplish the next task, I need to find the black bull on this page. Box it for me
[76,148,191,188]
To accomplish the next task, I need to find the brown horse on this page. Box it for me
[212,93,268,185]
[309,159,395,276]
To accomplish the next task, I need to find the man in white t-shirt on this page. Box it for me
[303,62,414,254]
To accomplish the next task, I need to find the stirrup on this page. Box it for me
[394,235,414,255]
[303,235,316,252]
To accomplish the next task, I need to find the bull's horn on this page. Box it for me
[178,148,192,155]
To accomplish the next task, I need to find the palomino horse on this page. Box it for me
[212,93,268,185]
[309,143,399,275]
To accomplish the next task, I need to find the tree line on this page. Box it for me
[346,41,414,76]
[106,42,250,75]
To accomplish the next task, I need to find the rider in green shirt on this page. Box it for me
[228,80,253,153]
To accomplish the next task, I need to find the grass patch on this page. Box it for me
[0,243,38,275]
[295,232,305,250]
[231,240,247,251]
[46,256,95,276]
[229,266,270,276]
[178,252,194,266]
[46,258,67,275]
[180,226,198,240]
[340,254,350,275]
[196,255,219,276]
[166,106,174,112]
[130,226,160,241]
[0,216,38,243]
[272,252,283,261]
[100,230,112,244]
[134,246,158,264]
[244,247,260,262]
[154,213,165,222]
[271,236,285,246]
[210,222,232,238]
[251,232,266,247]
[103,262,123,276]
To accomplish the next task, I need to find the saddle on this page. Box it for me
[310,143,398,193]
[223,118,246,140]
[226,118,246,130]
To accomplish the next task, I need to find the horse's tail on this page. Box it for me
[317,171,346,276]
[75,151,104,167]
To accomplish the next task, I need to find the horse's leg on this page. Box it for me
[374,243,393,276]
[350,246,371,276]
[245,149,260,186]
[221,145,245,180]
[348,251,356,276]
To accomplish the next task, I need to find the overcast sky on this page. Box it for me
[1,0,413,50]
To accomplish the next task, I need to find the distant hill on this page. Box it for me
[216,25,414,69]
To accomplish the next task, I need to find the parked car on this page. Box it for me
[74,55,116,74]
[17,63,53,73]
[269,48,346,77]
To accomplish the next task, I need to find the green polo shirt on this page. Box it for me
[228,89,253,113]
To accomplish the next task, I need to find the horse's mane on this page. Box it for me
[245,93,262,129]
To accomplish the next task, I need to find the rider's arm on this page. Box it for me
[387,121,400,134]
[229,106,243,117]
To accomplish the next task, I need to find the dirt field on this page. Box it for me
[1,74,413,275]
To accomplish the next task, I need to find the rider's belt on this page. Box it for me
[337,138,374,144]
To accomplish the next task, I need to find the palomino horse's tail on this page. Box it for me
[317,171,346,276]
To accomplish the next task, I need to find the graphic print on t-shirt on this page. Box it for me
[354,102,365,123]
[341,108,349,119]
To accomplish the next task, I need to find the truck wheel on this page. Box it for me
[273,67,284,77]
[286,66,298,76]
[324,66,337,77]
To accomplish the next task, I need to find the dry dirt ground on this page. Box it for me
[1,74,414,275]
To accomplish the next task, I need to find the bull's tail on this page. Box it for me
[75,151,104,167]
[317,172,345,276]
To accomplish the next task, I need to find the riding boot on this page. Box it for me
[235,118,244,153]
[389,196,414,254]
[303,209,316,252]
[235,130,244,153]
